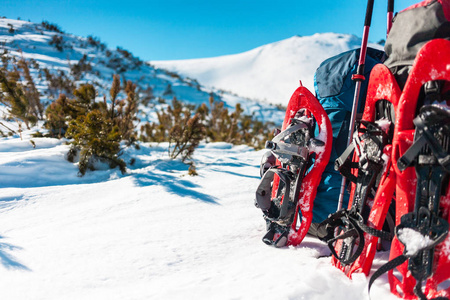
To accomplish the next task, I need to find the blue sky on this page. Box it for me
[4,0,418,61]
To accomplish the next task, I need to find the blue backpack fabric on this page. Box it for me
[312,47,384,223]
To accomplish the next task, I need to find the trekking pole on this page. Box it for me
[387,0,394,36]
[337,0,375,211]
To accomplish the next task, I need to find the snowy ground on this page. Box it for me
[0,132,398,300]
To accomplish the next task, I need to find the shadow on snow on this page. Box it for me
[0,236,30,271]
[131,159,219,205]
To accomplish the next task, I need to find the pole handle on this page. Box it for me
[388,0,394,13]
[364,0,375,26]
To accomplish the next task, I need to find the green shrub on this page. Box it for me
[70,54,92,80]
[168,105,205,162]
[49,35,64,52]
[0,64,40,130]
[44,94,71,137]
[66,109,125,176]
[41,21,64,33]
[163,83,174,96]
[44,75,138,175]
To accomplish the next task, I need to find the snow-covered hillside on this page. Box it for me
[0,131,398,300]
[152,34,383,105]
[0,18,284,124]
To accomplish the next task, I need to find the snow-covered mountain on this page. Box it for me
[152,34,383,105]
[0,18,284,125]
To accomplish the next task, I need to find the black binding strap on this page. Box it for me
[398,106,450,172]
[370,105,450,300]
[321,119,391,265]
[335,120,387,182]
[368,254,408,294]
[318,208,393,265]
[369,213,448,298]
[257,112,315,247]
[368,227,448,299]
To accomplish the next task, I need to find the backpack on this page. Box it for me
[312,47,384,223]
[384,0,450,88]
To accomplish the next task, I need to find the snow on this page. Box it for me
[397,228,434,256]
[152,34,383,106]
[376,118,391,133]
[0,132,399,300]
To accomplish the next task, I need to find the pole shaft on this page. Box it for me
[337,81,363,210]
[387,0,394,36]
[336,0,374,211]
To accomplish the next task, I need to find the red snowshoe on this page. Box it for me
[255,83,332,247]
[367,39,450,300]
[318,63,401,277]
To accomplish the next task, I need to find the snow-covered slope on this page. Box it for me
[152,34,383,105]
[0,18,284,125]
[0,131,398,300]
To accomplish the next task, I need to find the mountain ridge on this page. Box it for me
[152,33,384,105]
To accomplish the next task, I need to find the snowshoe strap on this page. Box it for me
[368,223,449,300]
[398,105,450,172]
[369,215,448,299]
[334,142,359,183]
[317,209,365,265]
[256,167,295,221]
[424,80,443,104]
[255,167,276,211]
[272,122,309,144]
[274,169,293,220]
[266,141,309,160]
[266,116,314,165]
[370,105,450,300]
[368,254,408,297]
[317,208,393,265]
[262,222,289,248]
[335,120,387,185]
[397,207,449,276]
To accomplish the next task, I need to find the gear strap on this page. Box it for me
[335,120,387,182]
[368,224,448,300]
[397,106,450,172]
[317,208,393,265]
[272,122,309,144]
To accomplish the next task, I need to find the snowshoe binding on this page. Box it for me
[370,39,450,300]
[255,83,332,247]
[318,63,401,277]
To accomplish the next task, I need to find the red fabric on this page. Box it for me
[440,0,450,21]
[400,0,450,21]
[401,0,434,11]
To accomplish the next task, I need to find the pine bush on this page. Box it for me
[0,66,39,130]
[66,109,125,176]
[44,75,138,175]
